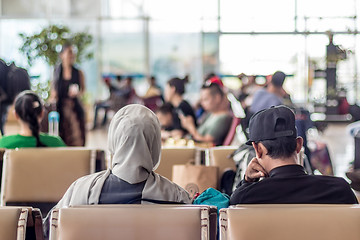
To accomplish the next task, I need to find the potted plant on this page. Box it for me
[18,24,93,101]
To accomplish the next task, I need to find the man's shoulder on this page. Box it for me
[310,174,349,185]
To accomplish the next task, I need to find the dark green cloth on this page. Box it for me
[0,133,66,149]
[197,113,232,145]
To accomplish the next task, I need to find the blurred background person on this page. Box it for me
[164,75,197,133]
[0,90,66,148]
[180,82,232,146]
[156,102,184,140]
[50,43,86,146]
[0,60,31,136]
[250,70,293,114]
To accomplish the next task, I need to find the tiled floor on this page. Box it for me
[3,121,355,180]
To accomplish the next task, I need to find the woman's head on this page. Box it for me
[60,43,75,66]
[108,104,162,184]
[14,90,45,147]
[164,76,189,101]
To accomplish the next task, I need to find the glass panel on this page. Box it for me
[219,34,305,102]
[220,0,295,32]
[297,0,357,32]
[303,18,355,32]
[201,20,218,32]
[0,19,50,88]
[150,22,202,100]
[1,0,47,17]
[202,33,219,76]
[101,20,146,96]
[107,0,144,18]
[144,0,207,20]
[69,0,100,17]
[49,0,70,17]
[297,0,356,18]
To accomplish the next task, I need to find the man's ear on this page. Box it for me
[252,142,268,159]
[252,142,263,159]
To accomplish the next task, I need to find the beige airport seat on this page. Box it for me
[155,147,196,180]
[0,207,28,240]
[208,146,237,184]
[220,205,360,240]
[1,148,96,216]
[50,204,215,240]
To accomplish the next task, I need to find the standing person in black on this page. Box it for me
[50,43,86,146]
[230,105,358,205]
[164,76,197,137]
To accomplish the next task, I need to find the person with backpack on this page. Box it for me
[0,91,65,148]
[0,59,31,136]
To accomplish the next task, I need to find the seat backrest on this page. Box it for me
[155,147,196,180]
[1,148,96,204]
[50,205,212,240]
[209,146,237,184]
[220,205,360,240]
[0,207,28,240]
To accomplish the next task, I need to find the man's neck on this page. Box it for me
[265,155,299,174]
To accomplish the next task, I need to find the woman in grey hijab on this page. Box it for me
[44,104,191,237]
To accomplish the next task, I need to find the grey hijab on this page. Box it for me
[49,104,191,208]
[108,104,161,184]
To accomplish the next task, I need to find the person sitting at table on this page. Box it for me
[180,82,232,146]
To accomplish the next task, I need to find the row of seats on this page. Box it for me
[0,146,238,216]
[2,204,360,240]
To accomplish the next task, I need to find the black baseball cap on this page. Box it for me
[246,105,297,145]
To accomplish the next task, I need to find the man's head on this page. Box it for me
[156,103,174,129]
[200,82,224,112]
[271,71,286,88]
[246,106,303,170]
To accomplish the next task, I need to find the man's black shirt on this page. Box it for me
[230,164,358,205]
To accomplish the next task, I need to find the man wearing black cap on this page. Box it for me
[230,105,358,204]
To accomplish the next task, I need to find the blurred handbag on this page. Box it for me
[172,164,218,198]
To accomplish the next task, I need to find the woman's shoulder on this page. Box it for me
[147,172,192,203]
[39,133,67,147]
[0,134,32,149]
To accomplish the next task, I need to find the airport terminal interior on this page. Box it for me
[1,0,360,239]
